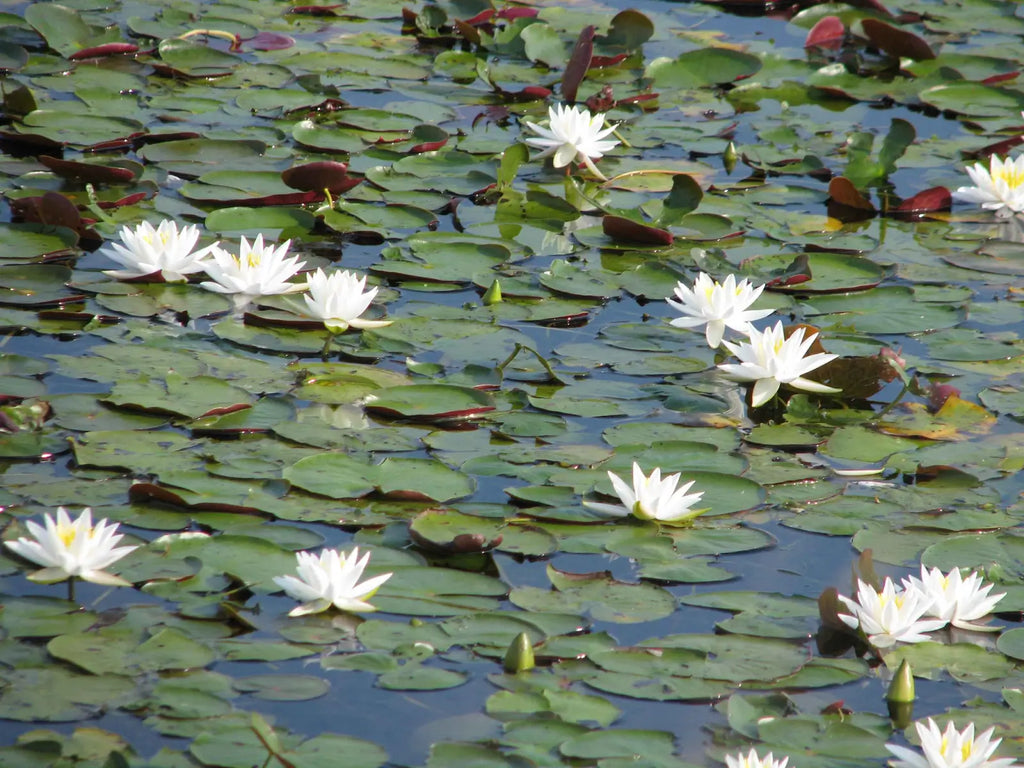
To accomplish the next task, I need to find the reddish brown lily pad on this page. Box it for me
[860,19,935,61]
[68,42,138,60]
[805,16,845,50]
[602,215,674,246]
[38,156,138,184]
[563,25,595,103]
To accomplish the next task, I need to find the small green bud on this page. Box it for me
[482,279,502,305]
[723,141,738,174]
[886,659,915,703]
[502,631,534,673]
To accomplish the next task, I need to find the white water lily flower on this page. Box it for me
[886,718,1018,768]
[302,268,392,333]
[725,749,790,768]
[100,219,217,281]
[199,234,307,298]
[584,461,705,524]
[837,577,946,648]
[903,566,1005,632]
[273,547,392,617]
[667,272,774,348]
[953,154,1024,218]
[524,103,620,181]
[719,321,840,407]
[4,507,137,586]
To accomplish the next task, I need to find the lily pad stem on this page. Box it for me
[180,28,241,47]
[496,343,559,383]
[85,184,116,227]
[874,378,911,421]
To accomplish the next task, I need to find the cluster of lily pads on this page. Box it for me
[8,0,1024,766]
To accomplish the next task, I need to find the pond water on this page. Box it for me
[3,0,1024,766]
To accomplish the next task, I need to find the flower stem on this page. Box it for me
[320,331,334,361]
[608,120,631,149]
[67,576,76,603]
[84,184,117,227]
[874,379,911,421]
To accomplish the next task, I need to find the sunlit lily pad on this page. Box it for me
[509,565,676,624]
[742,252,885,293]
[190,723,387,768]
[6,0,1024,762]
[364,384,495,422]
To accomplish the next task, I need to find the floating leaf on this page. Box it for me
[510,565,676,624]
[364,384,495,422]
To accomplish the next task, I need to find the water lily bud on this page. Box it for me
[723,141,738,174]
[503,631,534,673]
[482,279,502,305]
[886,659,915,703]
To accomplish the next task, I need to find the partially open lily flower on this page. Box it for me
[953,154,1024,218]
[100,219,218,281]
[903,566,1005,632]
[199,234,307,300]
[273,547,392,617]
[584,461,705,524]
[4,507,137,586]
[724,749,790,768]
[718,321,840,407]
[302,267,392,332]
[667,272,773,348]
[886,718,1018,768]
[524,103,620,181]
[837,577,946,649]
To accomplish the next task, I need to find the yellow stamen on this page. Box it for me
[961,741,973,761]
[994,162,1024,189]
[57,525,77,547]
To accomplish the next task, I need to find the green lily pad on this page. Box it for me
[509,565,676,624]
[560,729,676,759]
[48,626,215,676]
[743,252,885,293]
[0,223,78,261]
[409,509,505,552]
[646,47,762,88]
[234,674,330,701]
[103,374,252,420]
[283,453,376,499]
[190,724,387,768]
[885,641,1015,683]
[364,384,495,422]
[0,666,136,722]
